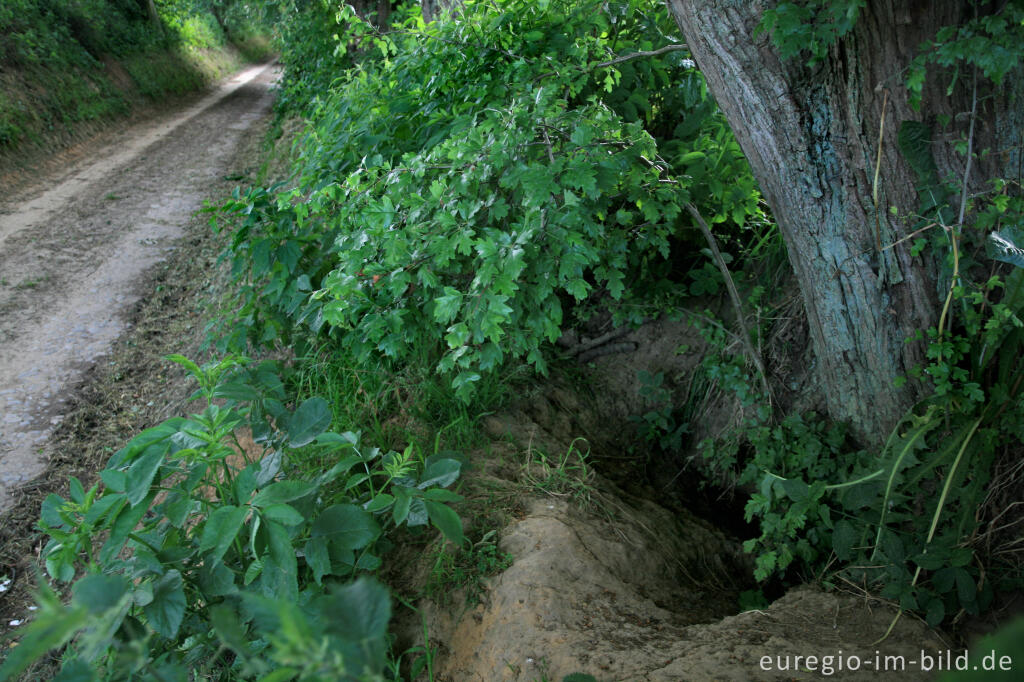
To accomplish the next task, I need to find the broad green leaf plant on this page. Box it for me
[4,355,465,680]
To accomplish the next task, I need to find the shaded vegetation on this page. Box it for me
[2,0,1023,680]
[0,0,272,152]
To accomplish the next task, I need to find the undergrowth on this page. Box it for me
[0,0,272,154]
[6,0,1023,679]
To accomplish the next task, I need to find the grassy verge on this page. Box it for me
[0,41,271,173]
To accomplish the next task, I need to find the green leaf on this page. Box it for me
[954,567,976,605]
[418,458,462,489]
[260,520,299,602]
[166,354,203,382]
[304,538,332,584]
[988,228,1024,268]
[40,494,67,528]
[424,500,465,545]
[321,577,391,642]
[880,530,905,563]
[407,498,428,526]
[71,573,130,614]
[53,659,94,682]
[433,287,462,324]
[832,520,857,561]
[422,488,464,503]
[251,480,317,507]
[100,491,156,564]
[913,551,947,571]
[285,397,332,447]
[106,418,184,469]
[210,604,252,659]
[125,446,166,506]
[261,503,305,526]
[392,487,413,525]
[143,570,186,639]
[364,493,395,513]
[198,560,236,597]
[244,558,264,586]
[0,604,89,680]
[200,505,249,564]
[779,476,809,502]
[312,504,382,551]
[212,382,260,401]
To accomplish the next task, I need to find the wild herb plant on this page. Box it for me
[3,355,466,679]
[694,181,1024,626]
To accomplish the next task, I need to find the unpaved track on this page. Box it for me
[0,62,279,510]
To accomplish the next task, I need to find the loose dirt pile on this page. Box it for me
[389,325,948,681]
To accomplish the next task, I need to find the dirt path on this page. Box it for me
[0,62,279,511]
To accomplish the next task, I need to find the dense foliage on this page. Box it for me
[0,0,269,149]
[217,0,767,399]
[5,0,1023,678]
[2,356,466,680]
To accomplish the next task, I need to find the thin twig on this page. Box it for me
[564,325,633,357]
[593,43,689,69]
[881,221,939,251]
[872,88,889,253]
[685,203,772,408]
[957,70,978,227]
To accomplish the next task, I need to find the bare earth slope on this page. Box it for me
[0,62,279,510]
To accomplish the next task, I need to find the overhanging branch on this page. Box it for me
[593,44,689,69]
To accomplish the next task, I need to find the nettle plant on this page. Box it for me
[3,356,465,680]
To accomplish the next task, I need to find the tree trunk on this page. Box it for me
[421,0,458,23]
[664,0,1022,446]
[210,2,229,35]
[349,0,394,26]
[143,0,163,36]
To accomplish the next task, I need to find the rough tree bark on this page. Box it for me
[142,0,163,36]
[349,0,394,26]
[665,0,1023,445]
[421,0,459,23]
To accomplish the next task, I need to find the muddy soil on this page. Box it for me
[0,62,279,510]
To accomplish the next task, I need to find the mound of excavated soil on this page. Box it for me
[390,318,945,681]
[407,490,943,681]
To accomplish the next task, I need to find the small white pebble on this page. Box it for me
[9,620,21,626]
[526,658,534,664]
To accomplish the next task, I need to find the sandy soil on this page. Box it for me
[0,62,279,510]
